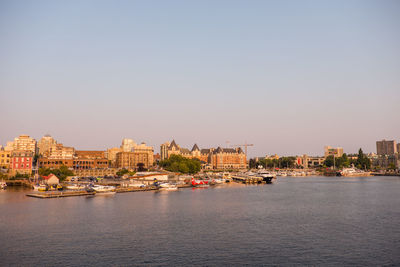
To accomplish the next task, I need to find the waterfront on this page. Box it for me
[1,176,400,266]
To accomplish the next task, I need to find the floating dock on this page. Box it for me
[26,191,96,198]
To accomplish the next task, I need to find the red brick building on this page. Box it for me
[10,150,34,175]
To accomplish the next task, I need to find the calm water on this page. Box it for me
[1,176,399,266]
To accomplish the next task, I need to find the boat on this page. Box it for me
[191,178,209,187]
[66,184,86,190]
[38,184,48,191]
[159,183,178,191]
[91,185,116,193]
[0,180,7,189]
[340,168,371,177]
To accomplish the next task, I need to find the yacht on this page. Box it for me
[159,183,178,191]
[66,184,86,190]
[91,185,116,193]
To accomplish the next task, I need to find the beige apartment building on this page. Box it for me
[115,151,152,170]
[37,135,57,156]
[324,146,343,158]
[48,144,75,159]
[9,135,37,154]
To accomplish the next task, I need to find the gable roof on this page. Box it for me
[191,144,200,152]
[42,173,59,180]
[169,140,179,150]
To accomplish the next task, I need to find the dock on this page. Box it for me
[116,186,158,193]
[26,191,96,198]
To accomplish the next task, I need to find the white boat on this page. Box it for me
[66,184,86,190]
[159,183,178,191]
[92,185,116,193]
[212,179,225,184]
[340,168,371,177]
[0,180,7,189]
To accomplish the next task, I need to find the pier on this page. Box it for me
[26,191,96,198]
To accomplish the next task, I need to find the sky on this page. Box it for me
[0,0,399,157]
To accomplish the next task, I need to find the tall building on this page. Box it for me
[48,144,75,159]
[324,146,343,158]
[160,140,247,169]
[160,142,170,161]
[11,135,37,154]
[376,140,397,156]
[37,135,57,156]
[121,138,137,152]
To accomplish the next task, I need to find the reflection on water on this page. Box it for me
[0,176,399,266]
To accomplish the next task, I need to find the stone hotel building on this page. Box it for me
[160,140,247,170]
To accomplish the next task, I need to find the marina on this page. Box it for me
[1,176,399,266]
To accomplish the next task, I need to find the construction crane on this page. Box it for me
[233,143,254,158]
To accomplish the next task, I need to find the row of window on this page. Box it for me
[1,154,10,158]
[14,163,30,168]
[14,158,31,162]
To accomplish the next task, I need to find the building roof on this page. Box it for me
[201,149,211,154]
[169,140,179,150]
[179,148,190,154]
[42,174,59,180]
[214,147,238,154]
[191,144,200,152]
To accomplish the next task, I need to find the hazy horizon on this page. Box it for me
[1,0,399,157]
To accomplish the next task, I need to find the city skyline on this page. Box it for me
[2,133,399,157]
[1,0,399,157]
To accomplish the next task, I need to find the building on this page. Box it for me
[37,135,57,156]
[160,140,247,170]
[38,158,109,170]
[296,155,325,168]
[10,135,37,154]
[115,151,152,170]
[373,154,400,169]
[75,150,105,159]
[121,138,137,152]
[210,147,247,169]
[0,148,11,169]
[324,146,343,158]
[48,144,75,159]
[73,168,118,177]
[376,140,397,156]
[10,150,34,176]
[132,142,154,166]
[42,174,59,185]
[106,147,122,166]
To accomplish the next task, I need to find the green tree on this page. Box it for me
[159,155,201,174]
[116,168,130,176]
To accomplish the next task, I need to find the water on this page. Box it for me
[1,176,399,266]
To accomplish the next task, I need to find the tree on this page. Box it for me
[137,163,146,172]
[38,165,74,181]
[356,148,371,170]
[159,155,201,174]
[116,168,129,177]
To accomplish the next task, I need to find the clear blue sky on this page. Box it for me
[1,0,399,157]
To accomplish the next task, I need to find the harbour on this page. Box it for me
[1,176,399,266]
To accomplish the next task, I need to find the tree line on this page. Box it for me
[159,155,201,174]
